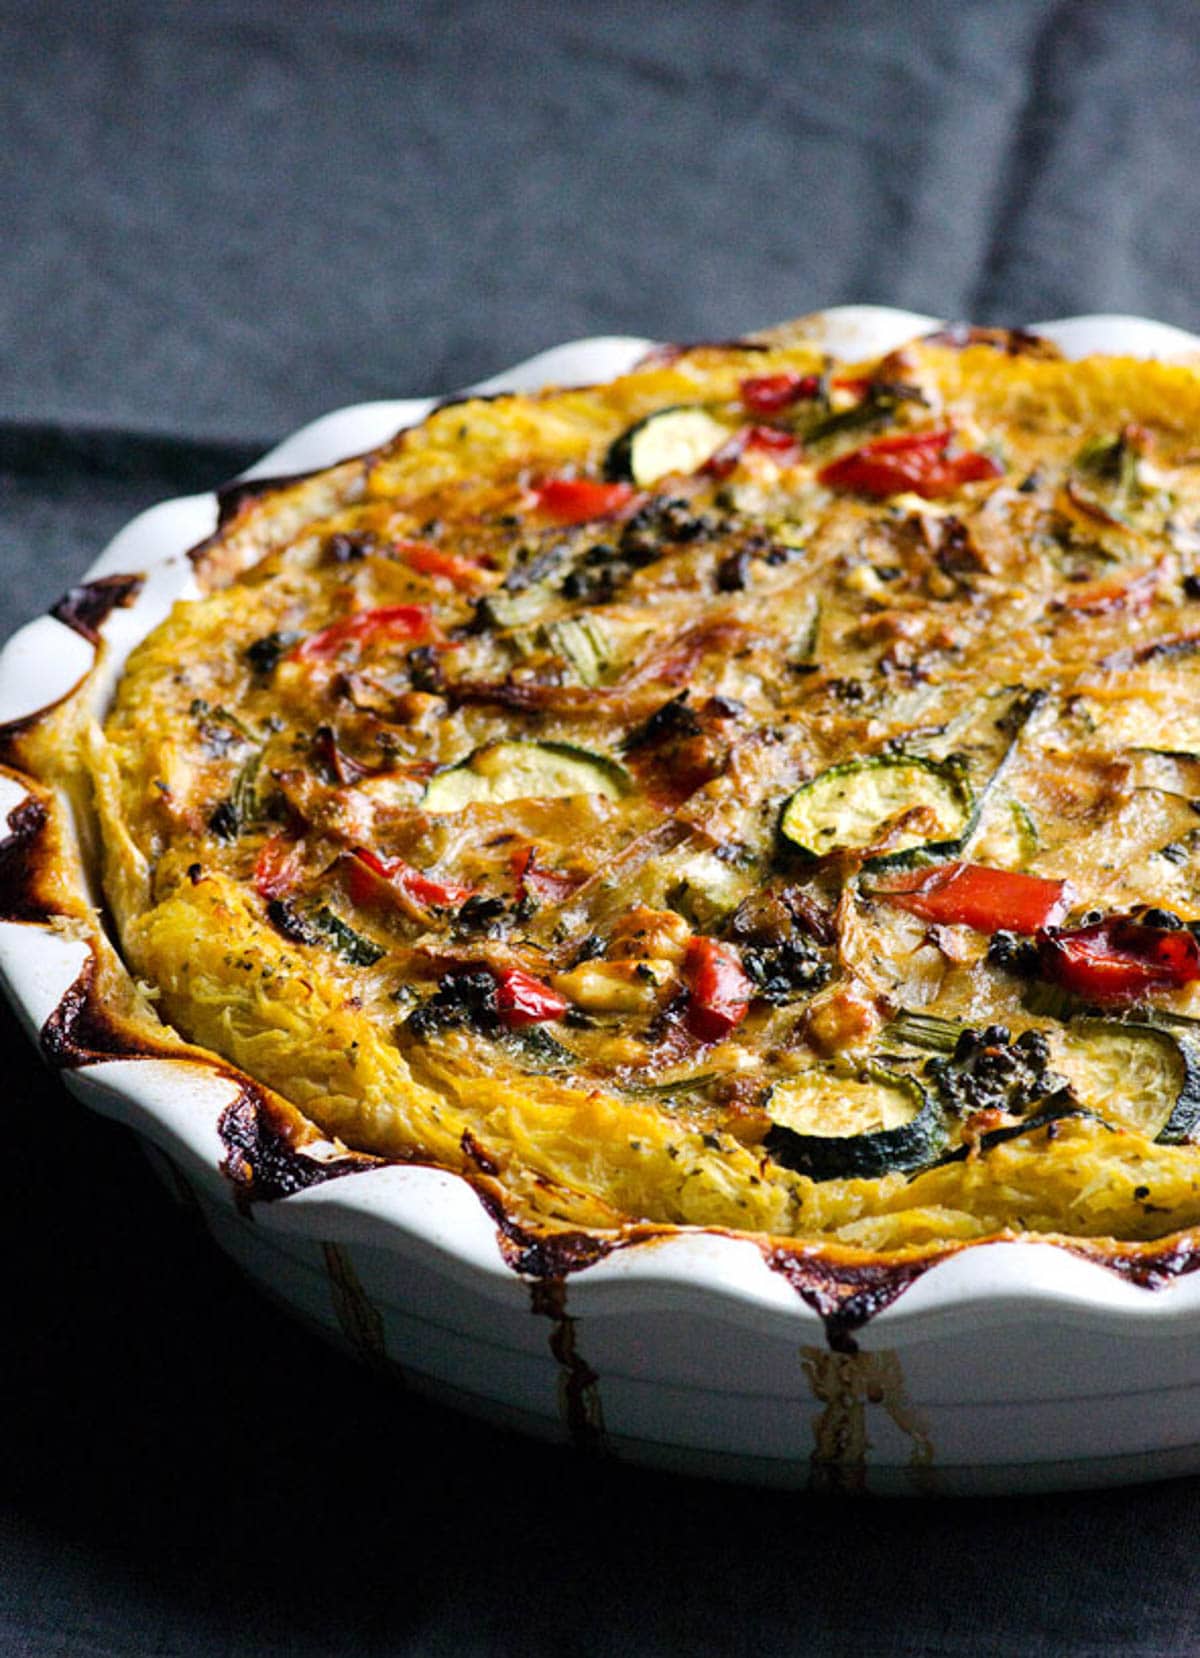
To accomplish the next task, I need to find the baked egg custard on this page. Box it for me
[37,328,1200,1255]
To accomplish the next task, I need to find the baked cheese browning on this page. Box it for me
[78,333,1200,1247]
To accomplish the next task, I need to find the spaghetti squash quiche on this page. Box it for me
[53,330,1200,1252]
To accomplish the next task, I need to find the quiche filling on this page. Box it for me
[59,331,1200,1249]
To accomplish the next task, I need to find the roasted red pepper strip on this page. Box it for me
[682,936,754,1041]
[533,478,635,525]
[878,862,1071,934]
[398,539,491,592]
[253,834,305,901]
[511,845,582,904]
[492,967,569,1026]
[738,372,821,415]
[292,605,434,662]
[348,846,475,911]
[819,428,1001,499]
[1039,917,1200,1000]
[704,424,802,479]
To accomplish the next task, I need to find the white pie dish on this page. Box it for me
[7,306,1200,1494]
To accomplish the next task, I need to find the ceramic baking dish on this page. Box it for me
[7,306,1200,1495]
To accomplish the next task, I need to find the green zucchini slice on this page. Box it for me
[1050,1019,1200,1144]
[764,1063,945,1180]
[779,755,974,868]
[605,406,731,486]
[423,740,630,812]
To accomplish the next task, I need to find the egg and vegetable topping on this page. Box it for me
[81,329,1200,1249]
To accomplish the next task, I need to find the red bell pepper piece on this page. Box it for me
[747,424,801,456]
[533,478,635,525]
[398,539,491,592]
[511,845,582,904]
[492,967,569,1026]
[1039,917,1200,1000]
[347,846,475,911]
[292,605,434,662]
[682,936,754,1041]
[819,428,1001,499]
[704,424,802,479]
[738,372,821,415]
[253,833,305,901]
[878,862,1071,934]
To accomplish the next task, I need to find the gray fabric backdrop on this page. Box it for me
[4,2,1200,1653]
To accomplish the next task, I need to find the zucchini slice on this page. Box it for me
[764,1063,945,1180]
[423,740,630,812]
[605,406,731,486]
[665,849,755,929]
[780,755,974,868]
[1050,1019,1200,1144]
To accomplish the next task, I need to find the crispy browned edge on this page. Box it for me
[6,337,1200,1352]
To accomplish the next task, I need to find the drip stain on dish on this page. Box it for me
[801,1346,936,1494]
[322,1241,393,1374]
[529,1278,610,1456]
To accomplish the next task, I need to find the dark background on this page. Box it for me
[4,2,1200,1653]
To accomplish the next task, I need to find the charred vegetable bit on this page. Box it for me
[923,1026,1063,1119]
[512,845,580,905]
[407,970,503,1039]
[266,898,385,966]
[312,724,374,785]
[245,631,300,676]
[454,895,510,934]
[407,965,567,1039]
[740,934,829,1001]
[727,886,832,1002]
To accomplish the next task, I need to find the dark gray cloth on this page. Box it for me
[4,3,1200,1653]
[4,0,1199,454]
